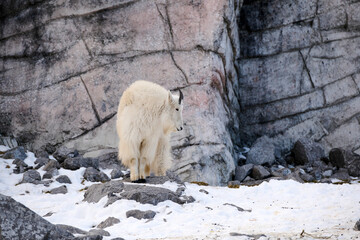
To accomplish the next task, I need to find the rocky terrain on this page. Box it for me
[1,144,360,239]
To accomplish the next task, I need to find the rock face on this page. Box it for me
[2,0,360,185]
[0,0,241,186]
[0,193,74,240]
[239,0,360,156]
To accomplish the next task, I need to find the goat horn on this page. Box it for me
[179,89,184,104]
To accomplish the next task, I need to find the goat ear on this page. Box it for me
[179,89,183,104]
[168,91,175,104]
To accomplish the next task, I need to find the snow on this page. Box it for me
[1,147,360,240]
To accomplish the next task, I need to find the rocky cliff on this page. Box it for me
[1,0,360,185]
[238,0,360,155]
[0,0,241,185]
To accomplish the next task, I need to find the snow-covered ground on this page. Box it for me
[1,145,360,240]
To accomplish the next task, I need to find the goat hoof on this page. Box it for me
[132,179,146,183]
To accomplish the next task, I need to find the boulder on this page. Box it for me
[42,169,59,180]
[0,194,74,239]
[47,185,68,195]
[56,175,72,184]
[83,180,193,206]
[2,146,27,160]
[234,164,254,182]
[34,157,50,169]
[43,159,61,171]
[117,184,191,206]
[292,138,326,166]
[331,168,351,181]
[110,169,124,179]
[12,158,30,174]
[83,167,110,182]
[126,210,156,220]
[329,148,346,168]
[96,217,120,229]
[21,170,41,184]
[246,136,275,165]
[251,165,271,180]
[62,156,99,170]
[329,148,360,177]
[83,181,125,203]
[88,229,110,237]
[53,146,79,163]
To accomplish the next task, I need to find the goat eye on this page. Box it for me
[176,108,179,111]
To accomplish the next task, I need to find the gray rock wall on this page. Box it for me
[239,0,360,154]
[0,0,242,185]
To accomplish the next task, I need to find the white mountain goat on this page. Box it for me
[116,80,184,182]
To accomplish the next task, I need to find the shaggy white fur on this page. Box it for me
[116,80,184,181]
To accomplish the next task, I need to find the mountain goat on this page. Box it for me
[116,80,184,183]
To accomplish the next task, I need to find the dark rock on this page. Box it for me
[355,219,360,231]
[43,159,61,171]
[331,168,351,181]
[126,210,156,220]
[292,138,326,165]
[53,146,79,163]
[110,238,125,240]
[346,153,360,177]
[57,224,87,235]
[234,164,254,182]
[89,229,110,237]
[62,156,99,170]
[83,181,125,203]
[199,189,209,194]
[251,165,271,180]
[223,203,251,212]
[285,155,295,165]
[34,149,49,158]
[300,172,315,182]
[83,167,110,182]
[96,217,120,229]
[12,158,31,174]
[47,185,68,194]
[329,148,346,168]
[3,146,27,161]
[56,175,72,184]
[34,157,50,169]
[21,170,41,184]
[0,193,74,240]
[329,148,360,177]
[83,180,192,206]
[118,184,189,206]
[246,136,275,165]
[110,169,124,179]
[43,169,59,180]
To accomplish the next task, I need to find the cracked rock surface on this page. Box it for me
[0,0,241,186]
